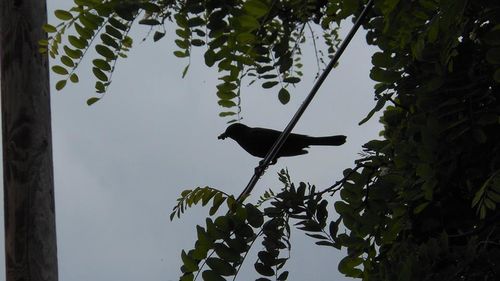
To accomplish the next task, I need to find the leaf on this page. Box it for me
[255,262,274,276]
[209,193,226,216]
[370,67,401,83]
[201,270,225,281]
[100,33,120,49]
[219,111,236,117]
[52,65,68,75]
[92,67,108,81]
[92,59,111,71]
[55,80,67,90]
[60,56,74,67]
[64,46,83,59]
[68,35,86,49]
[108,17,128,31]
[54,9,73,21]
[262,81,278,89]
[95,44,115,59]
[182,64,190,78]
[244,0,269,17]
[181,250,199,272]
[278,88,290,104]
[214,243,241,263]
[371,52,394,68]
[43,24,57,33]
[358,96,387,125]
[86,97,100,106]
[105,25,123,39]
[246,203,264,228]
[238,15,260,30]
[283,77,300,84]
[277,271,289,281]
[75,23,94,39]
[69,73,79,83]
[153,31,165,42]
[206,257,236,276]
[218,100,236,108]
[138,19,161,26]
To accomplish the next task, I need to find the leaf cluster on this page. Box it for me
[45,0,341,118]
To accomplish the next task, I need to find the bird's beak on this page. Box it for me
[218,132,227,140]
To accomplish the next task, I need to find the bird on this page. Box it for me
[218,123,346,164]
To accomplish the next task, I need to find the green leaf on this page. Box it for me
[370,67,401,83]
[60,56,74,67]
[209,193,226,215]
[92,59,111,71]
[95,44,115,59]
[244,0,269,17]
[219,111,236,117]
[246,203,264,228]
[278,88,290,104]
[262,81,278,89]
[95,81,105,93]
[201,270,225,281]
[206,257,236,276]
[283,77,300,84]
[52,65,68,75]
[138,19,161,26]
[75,23,94,39]
[277,271,289,281]
[86,97,100,106]
[140,2,161,13]
[182,64,190,78]
[64,46,83,59]
[69,73,79,83]
[238,15,260,30]
[42,24,57,33]
[338,255,363,277]
[54,9,73,21]
[68,35,86,49]
[105,25,123,39]
[153,31,165,42]
[255,262,274,276]
[101,33,120,49]
[358,96,386,125]
[108,17,128,31]
[218,100,236,108]
[371,52,394,68]
[55,80,67,90]
[181,250,199,272]
[204,49,216,67]
[92,67,108,81]
[214,243,241,263]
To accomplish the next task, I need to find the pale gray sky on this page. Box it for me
[0,1,381,280]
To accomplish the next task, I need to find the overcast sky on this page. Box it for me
[0,1,382,280]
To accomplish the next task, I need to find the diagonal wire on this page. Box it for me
[236,0,374,203]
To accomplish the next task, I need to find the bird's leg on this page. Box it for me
[255,158,277,175]
[255,161,266,175]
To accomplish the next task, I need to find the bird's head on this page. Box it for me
[218,123,248,140]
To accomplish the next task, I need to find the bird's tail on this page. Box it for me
[308,135,347,146]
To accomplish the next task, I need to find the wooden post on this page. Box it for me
[0,0,58,280]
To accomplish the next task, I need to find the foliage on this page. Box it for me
[48,0,500,280]
[43,0,341,120]
[171,170,341,281]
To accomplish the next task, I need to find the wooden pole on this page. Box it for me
[0,0,58,280]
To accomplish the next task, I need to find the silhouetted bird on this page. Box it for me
[218,123,346,164]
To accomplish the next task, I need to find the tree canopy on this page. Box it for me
[46,0,500,280]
